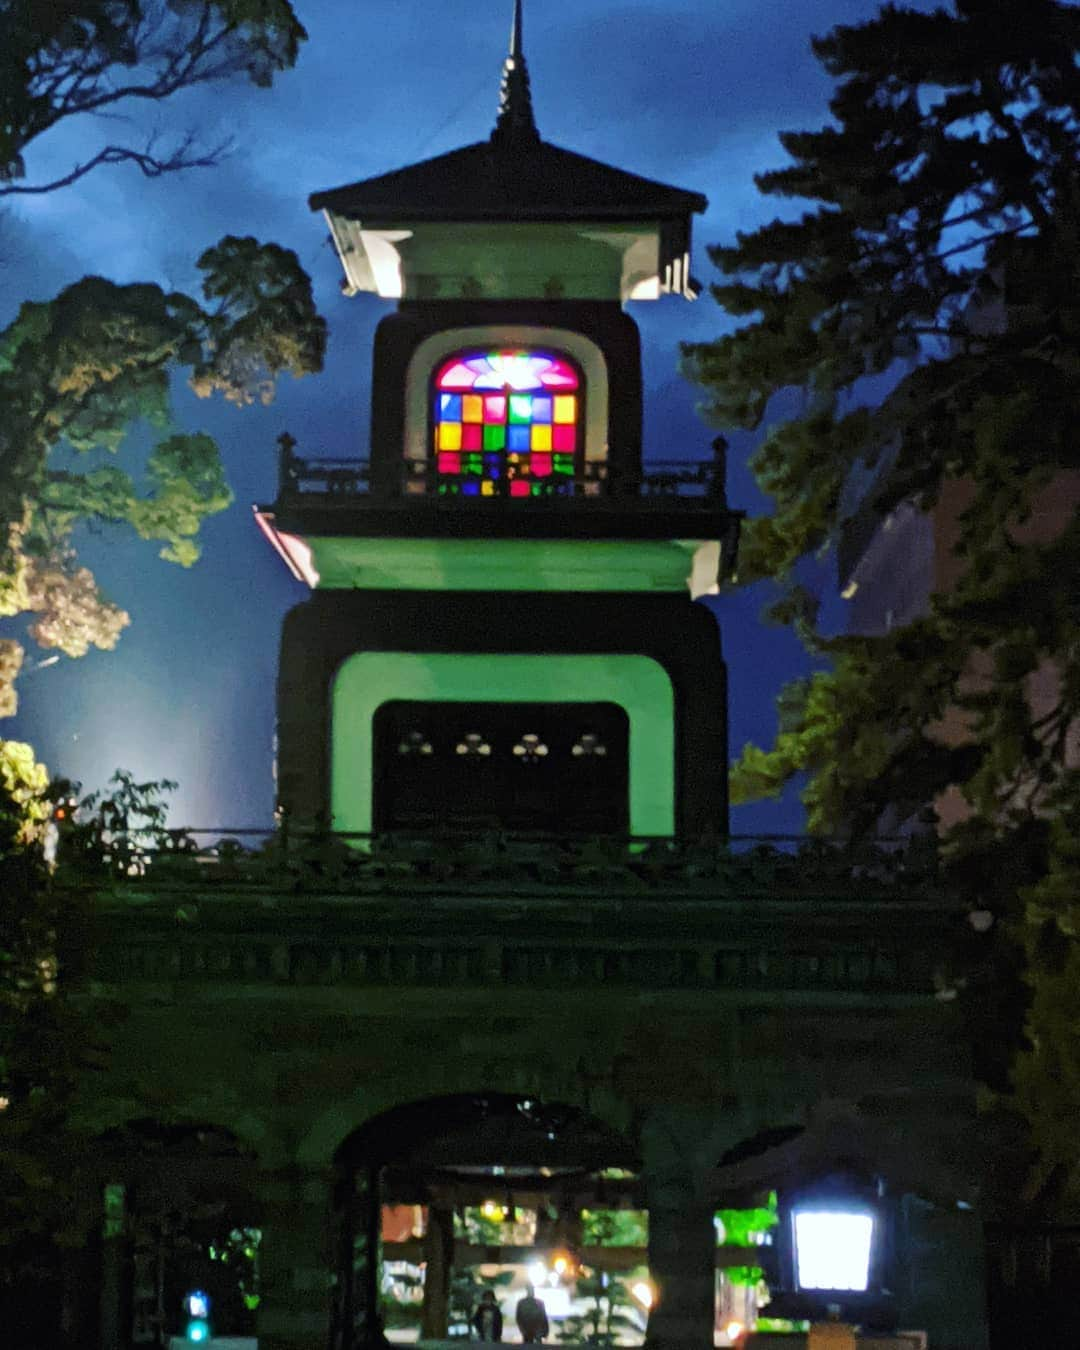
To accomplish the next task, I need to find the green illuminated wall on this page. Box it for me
[332,652,675,835]
[307,538,704,593]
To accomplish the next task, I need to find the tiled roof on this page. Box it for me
[309,138,707,222]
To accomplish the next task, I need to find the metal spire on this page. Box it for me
[491,0,540,149]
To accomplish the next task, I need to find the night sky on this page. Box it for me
[2,0,936,833]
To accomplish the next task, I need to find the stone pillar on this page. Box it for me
[420,1203,454,1340]
[257,1170,334,1350]
[640,1108,724,1350]
[645,1178,716,1350]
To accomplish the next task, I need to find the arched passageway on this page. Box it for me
[331,1094,648,1350]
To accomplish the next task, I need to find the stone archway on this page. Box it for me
[331,1093,646,1350]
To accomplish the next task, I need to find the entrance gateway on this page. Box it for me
[76,4,989,1350]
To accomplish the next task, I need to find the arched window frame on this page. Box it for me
[402,326,609,494]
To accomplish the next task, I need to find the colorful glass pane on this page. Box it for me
[439,363,476,389]
[433,348,582,498]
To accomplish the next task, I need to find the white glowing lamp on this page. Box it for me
[792,1208,876,1292]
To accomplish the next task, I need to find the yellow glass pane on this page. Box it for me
[554,396,577,424]
[462,395,484,423]
[438,422,462,451]
[531,424,553,451]
[481,479,495,496]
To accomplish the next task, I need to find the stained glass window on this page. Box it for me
[431,349,582,498]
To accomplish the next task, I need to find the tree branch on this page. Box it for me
[0,137,230,197]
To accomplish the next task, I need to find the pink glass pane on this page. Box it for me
[552,424,576,452]
[436,350,580,393]
[437,361,477,389]
[484,396,507,423]
[531,454,552,478]
[461,423,482,451]
[438,452,461,474]
[538,363,578,389]
[510,480,531,498]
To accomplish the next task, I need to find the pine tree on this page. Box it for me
[685,0,1080,1190]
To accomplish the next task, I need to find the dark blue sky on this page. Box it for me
[2,0,935,832]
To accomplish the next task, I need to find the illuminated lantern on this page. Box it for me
[792,1206,876,1293]
[769,1179,895,1328]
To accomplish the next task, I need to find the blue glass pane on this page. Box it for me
[532,396,553,423]
[439,394,462,420]
[507,425,531,452]
[462,481,480,496]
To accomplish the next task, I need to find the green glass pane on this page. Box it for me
[483,425,506,450]
[509,395,533,424]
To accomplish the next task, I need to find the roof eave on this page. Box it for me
[310,199,708,221]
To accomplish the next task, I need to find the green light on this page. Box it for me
[186,1319,210,1343]
[303,537,706,594]
[333,652,675,836]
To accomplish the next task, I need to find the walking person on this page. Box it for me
[515,1285,549,1344]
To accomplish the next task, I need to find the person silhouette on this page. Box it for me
[515,1285,549,1343]
[472,1289,503,1342]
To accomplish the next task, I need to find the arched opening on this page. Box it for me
[93,1120,263,1349]
[332,1095,649,1349]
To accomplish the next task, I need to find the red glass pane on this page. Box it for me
[510,480,531,498]
[461,423,482,451]
[531,454,552,478]
[552,425,576,452]
[438,452,461,474]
